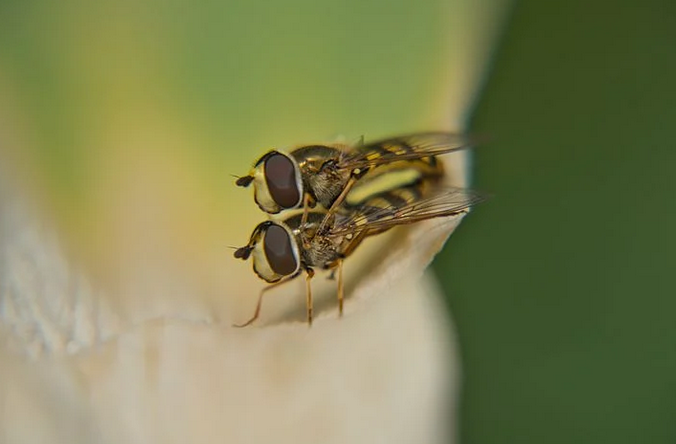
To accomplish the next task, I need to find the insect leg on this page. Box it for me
[233,272,300,328]
[317,175,359,233]
[300,193,312,229]
[337,259,344,317]
[305,267,315,326]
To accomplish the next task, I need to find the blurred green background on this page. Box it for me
[435,1,676,443]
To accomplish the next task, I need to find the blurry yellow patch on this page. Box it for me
[346,169,422,205]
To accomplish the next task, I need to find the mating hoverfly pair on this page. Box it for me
[233,132,486,327]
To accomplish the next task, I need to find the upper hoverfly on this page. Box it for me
[235,132,473,228]
[233,184,487,327]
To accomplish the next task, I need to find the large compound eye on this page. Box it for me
[264,153,301,209]
[263,224,298,276]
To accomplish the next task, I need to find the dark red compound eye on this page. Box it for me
[264,153,301,209]
[263,224,298,276]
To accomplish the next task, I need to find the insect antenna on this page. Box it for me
[234,174,254,187]
[233,245,253,260]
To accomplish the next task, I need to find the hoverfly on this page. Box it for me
[232,185,487,327]
[235,132,472,230]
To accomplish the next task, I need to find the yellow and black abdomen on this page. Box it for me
[344,156,444,208]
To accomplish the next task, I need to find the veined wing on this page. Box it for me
[328,186,489,237]
[337,132,476,171]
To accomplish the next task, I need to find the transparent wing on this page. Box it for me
[328,186,489,237]
[337,132,475,171]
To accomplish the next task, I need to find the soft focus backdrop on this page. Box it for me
[434,1,676,443]
[0,1,508,443]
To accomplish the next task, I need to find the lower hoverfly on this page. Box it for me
[235,132,472,230]
[233,184,486,327]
